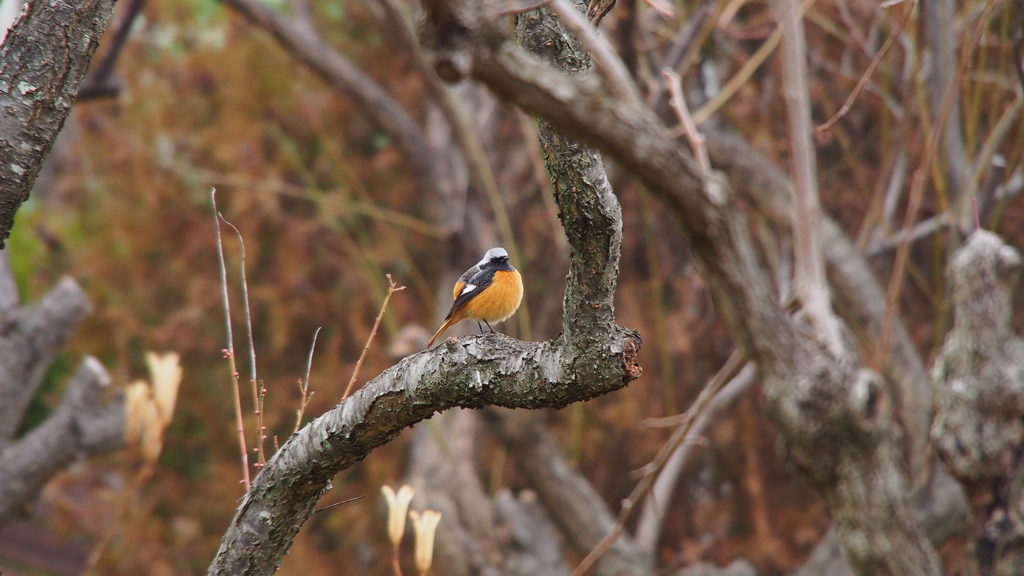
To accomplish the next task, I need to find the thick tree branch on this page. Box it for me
[0,0,116,248]
[0,356,124,525]
[702,126,936,489]
[209,331,640,575]
[207,12,642,564]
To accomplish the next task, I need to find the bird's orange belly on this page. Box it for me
[462,270,523,323]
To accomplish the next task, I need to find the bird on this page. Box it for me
[428,247,524,347]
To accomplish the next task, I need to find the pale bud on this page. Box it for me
[145,351,182,425]
[381,484,415,547]
[409,509,442,576]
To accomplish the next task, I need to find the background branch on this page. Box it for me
[0,357,125,525]
[0,253,124,528]
[0,254,93,444]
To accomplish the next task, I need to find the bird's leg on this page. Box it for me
[477,321,485,334]
[484,320,495,333]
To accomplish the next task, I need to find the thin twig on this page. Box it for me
[642,0,676,19]
[1013,33,1024,94]
[211,188,251,491]
[816,0,915,138]
[295,327,322,433]
[391,548,403,576]
[342,275,406,400]
[872,0,1000,371]
[776,0,845,355]
[570,350,747,576]
[218,215,266,467]
[663,68,711,175]
[311,494,363,514]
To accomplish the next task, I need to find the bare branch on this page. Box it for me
[775,0,846,354]
[77,0,148,100]
[342,275,405,400]
[211,189,251,491]
[815,0,915,138]
[873,0,999,372]
[663,69,710,175]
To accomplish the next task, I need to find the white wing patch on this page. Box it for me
[460,283,478,296]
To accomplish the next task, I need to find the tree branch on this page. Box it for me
[0,357,124,525]
[209,330,641,575]
[486,409,652,576]
[0,262,92,443]
[0,0,116,248]
[775,0,845,354]
[702,125,936,489]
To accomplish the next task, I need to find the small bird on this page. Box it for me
[428,247,524,347]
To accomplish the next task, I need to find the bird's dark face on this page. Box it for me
[490,255,509,265]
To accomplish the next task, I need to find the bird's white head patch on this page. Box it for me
[479,247,509,267]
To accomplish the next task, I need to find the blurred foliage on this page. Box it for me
[2,0,1023,574]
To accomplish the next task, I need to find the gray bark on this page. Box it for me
[0,0,116,247]
[0,251,125,526]
[417,1,940,573]
[0,254,92,443]
[932,230,1024,575]
[208,258,641,574]
[703,125,935,489]
[0,357,124,525]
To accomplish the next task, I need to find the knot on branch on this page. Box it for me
[768,346,892,486]
[622,330,642,380]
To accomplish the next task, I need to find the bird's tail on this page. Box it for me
[427,317,458,348]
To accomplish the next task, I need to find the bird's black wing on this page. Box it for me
[444,267,496,320]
